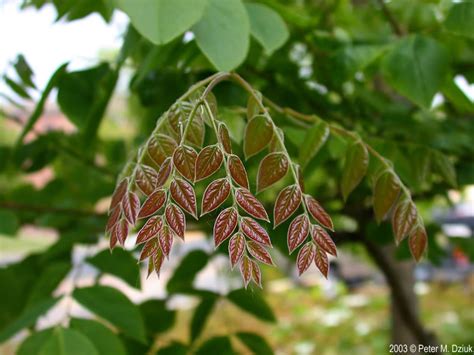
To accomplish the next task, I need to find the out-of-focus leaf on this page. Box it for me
[226,289,276,322]
[156,341,189,355]
[73,286,146,343]
[0,210,19,235]
[193,0,250,71]
[167,250,208,293]
[341,140,369,201]
[298,121,329,170]
[195,336,234,355]
[373,170,401,223]
[382,35,448,108]
[245,3,289,54]
[87,249,141,289]
[444,1,474,39]
[115,0,207,45]
[190,294,218,342]
[4,75,31,99]
[26,262,71,306]
[432,151,457,188]
[442,76,474,113]
[39,327,98,355]
[70,318,127,355]
[139,300,176,335]
[17,328,53,355]
[14,54,36,89]
[236,332,273,355]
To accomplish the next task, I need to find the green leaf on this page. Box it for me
[4,75,31,99]
[227,289,275,322]
[195,336,234,355]
[115,0,207,45]
[298,121,329,170]
[39,327,98,355]
[15,63,68,148]
[432,151,457,188]
[245,3,289,54]
[193,0,250,71]
[244,115,273,159]
[166,250,209,293]
[87,249,140,289]
[382,35,449,108]
[73,286,146,343]
[190,295,218,342]
[157,342,189,355]
[17,328,54,355]
[0,297,60,342]
[0,210,19,235]
[139,300,176,335]
[341,140,369,201]
[27,262,71,306]
[70,318,127,355]
[236,332,273,355]
[444,1,474,39]
[442,76,474,114]
[14,54,36,89]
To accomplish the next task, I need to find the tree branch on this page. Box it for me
[376,0,405,36]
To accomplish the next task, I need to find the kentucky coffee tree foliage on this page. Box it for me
[106,72,428,286]
[1,0,473,353]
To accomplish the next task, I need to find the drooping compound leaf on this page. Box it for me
[303,195,334,231]
[201,178,231,215]
[165,204,186,239]
[195,145,223,181]
[296,242,316,275]
[109,178,128,212]
[109,219,129,249]
[218,123,233,154]
[115,0,207,45]
[246,241,273,265]
[250,259,262,287]
[214,207,238,247]
[382,35,449,108]
[122,191,140,226]
[373,170,401,223]
[185,115,205,148]
[244,115,273,159]
[298,121,329,170]
[239,255,252,288]
[341,140,369,201]
[70,318,127,355]
[170,178,197,218]
[287,214,310,254]
[193,0,250,71]
[240,217,271,246]
[274,184,301,227]
[229,233,246,268]
[245,3,289,54]
[159,225,174,257]
[235,188,269,221]
[256,152,289,192]
[136,216,163,245]
[228,154,249,189]
[140,237,159,261]
[173,145,198,182]
[72,286,146,343]
[156,157,173,187]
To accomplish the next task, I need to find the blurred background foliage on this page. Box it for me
[0,0,473,354]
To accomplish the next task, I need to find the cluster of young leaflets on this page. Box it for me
[106,77,428,288]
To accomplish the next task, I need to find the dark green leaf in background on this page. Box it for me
[226,289,276,322]
[236,332,274,355]
[444,1,474,39]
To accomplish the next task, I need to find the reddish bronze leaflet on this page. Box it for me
[136,215,163,245]
[246,241,273,265]
[109,178,128,212]
[173,145,198,182]
[138,189,166,219]
[229,233,245,268]
[201,178,231,215]
[296,242,316,275]
[156,157,172,187]
[256,152,289,192]
[240,255,252,288]
[312,225,337,256]
[159,225,174,258]
[218,123,232,154]
[235,188,269,221]
[408,224,427,262]
[240,217,272,246]
[195,145,223,181]
[139,238,158,261]
[165,203,186,239]
[170,178,197,219]
[287,214,310,254]
[314,246,329,278]
[213,207,238,247]
[304,194,334,231]
[122,191,140,225]
[148,134,177,166]
[228,155,249,189]
[274,184,301,227]
[135,164,158,196]
[250,259,262,287]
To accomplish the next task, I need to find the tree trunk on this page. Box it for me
[363,239,439,354]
